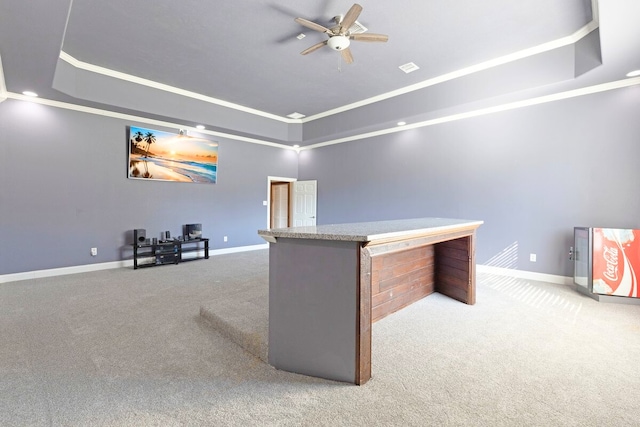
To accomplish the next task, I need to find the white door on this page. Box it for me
[292,180,317,226]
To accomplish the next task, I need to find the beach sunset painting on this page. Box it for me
[128,126,218,183]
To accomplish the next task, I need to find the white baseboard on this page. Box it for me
[0,244,269,284]
[208,243,268,256]
[477,264,573,286]
[1,250,572,286]
[0,260,129,284]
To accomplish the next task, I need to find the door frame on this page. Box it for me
[267,176,296,228]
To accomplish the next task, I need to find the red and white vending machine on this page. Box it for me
[574,227,640,303]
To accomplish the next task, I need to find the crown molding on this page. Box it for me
[57,4,600,126]
[300,76,640,151]
[58,51,302,124]
[5,91,296,150]
[300,19,600,123]
[0,55,8,103]
[7,75,639,153]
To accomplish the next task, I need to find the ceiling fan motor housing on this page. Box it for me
[327,35,350,51]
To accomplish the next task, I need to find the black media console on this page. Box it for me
[132,238,209,269]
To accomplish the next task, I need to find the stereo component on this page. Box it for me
[185,223,202,239]
[133,229,146,244]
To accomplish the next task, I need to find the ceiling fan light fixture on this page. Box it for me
[295,4,387,63]
[327,35,350,51]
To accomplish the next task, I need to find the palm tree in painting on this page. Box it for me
[143,131,156,157]
[133,131,144,148]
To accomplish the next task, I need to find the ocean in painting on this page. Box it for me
[129,156,217,183]
[128,125,218,183]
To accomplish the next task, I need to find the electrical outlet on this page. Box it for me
[223,236,228,242]
[91,247,97,256]
[530,253,536,262]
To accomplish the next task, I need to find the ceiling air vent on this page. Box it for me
[333,15,368,34]
[399,62,420,74]
[348,20,368,34]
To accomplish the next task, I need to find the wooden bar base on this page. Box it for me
[358,229,476,384]
[260,218,482,385]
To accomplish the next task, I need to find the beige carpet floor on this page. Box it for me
[1,249,639,426]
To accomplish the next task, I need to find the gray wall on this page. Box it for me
[3,85,639,278]
[0,100,298,275]
[298,86,640,277]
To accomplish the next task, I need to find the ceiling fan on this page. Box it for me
[295,3,389,64]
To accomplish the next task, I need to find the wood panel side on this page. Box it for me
[372,281,435,322]
[357,245,372,385]
[370,245,435,323]
[434,235,476,305]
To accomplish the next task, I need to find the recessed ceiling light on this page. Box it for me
[293,145,300,149]
[196,125,205,130]
[287,112,306,119]
[627,70,640,77]
[397,121,407,126]
[399,62,420,74]
[22,91,38,97]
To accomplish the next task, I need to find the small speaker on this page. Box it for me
[185,223,202,239]
[134,229,146,244]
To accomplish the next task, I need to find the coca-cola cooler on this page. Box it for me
[573,227,640,304]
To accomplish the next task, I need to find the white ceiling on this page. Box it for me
[1,0,639,144]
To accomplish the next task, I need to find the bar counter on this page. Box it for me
[258,217,483,385]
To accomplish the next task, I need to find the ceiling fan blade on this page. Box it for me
[350,33,389,43]
[295,17,330,33]
[341,47,354,64]
[301,41,328,55]
[339,3,363,34]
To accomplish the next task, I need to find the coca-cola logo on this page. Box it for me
[603,246,619,282]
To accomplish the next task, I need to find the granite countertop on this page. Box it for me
[258,218,483,243]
